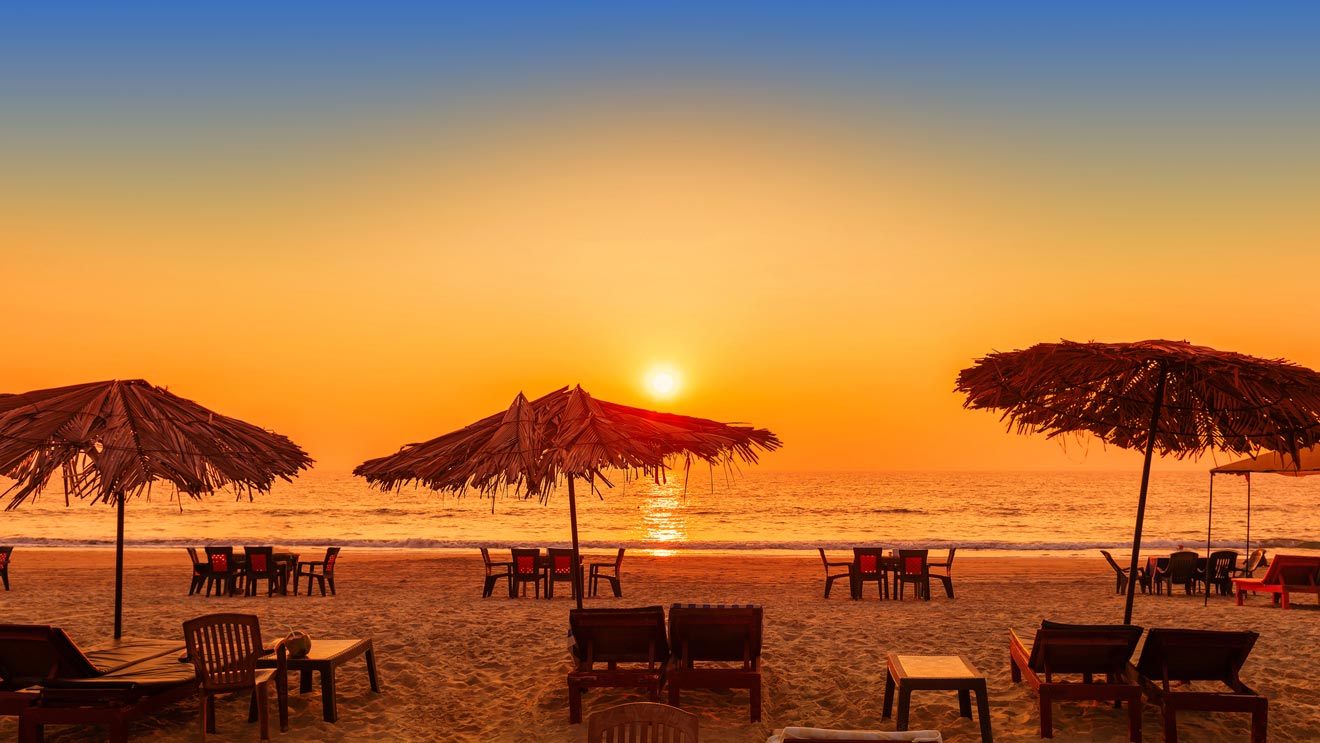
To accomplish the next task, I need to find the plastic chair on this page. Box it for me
[243,546,284,597]
[587,702,698,743]
[182,612,289,741]
[1197,550,1239,595]
[817,548,852,599]
[545,547,583,599]
[895,549,930,601]
[851,548,890,600]
[588,548,626,598]
[0,546,12,591]
[187,547,211,596]
[926,547,956,598]
[294,547,340,596]
[1152,551,1198,595]
[1100,549,1144,595]
[510,548,544,598]
[480,547,512,598]
[204,546,242,597]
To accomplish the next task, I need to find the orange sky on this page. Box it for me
[5,90,1319,474]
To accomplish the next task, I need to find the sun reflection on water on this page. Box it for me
[639,482,689,556]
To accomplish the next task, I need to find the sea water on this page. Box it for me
[2,469,1316,558]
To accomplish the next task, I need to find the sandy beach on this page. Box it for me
[1,549,1314,742]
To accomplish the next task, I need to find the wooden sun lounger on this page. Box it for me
[1127,628,1266,743]
[1230,554,1320,609]
[0,625,197,743]
[567,606,669,725]
[667,603,763,722]
[1009,621,1144,742]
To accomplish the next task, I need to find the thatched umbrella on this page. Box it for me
[956,339,1320,624]
[0,379,312,637]
[355,385,781,608]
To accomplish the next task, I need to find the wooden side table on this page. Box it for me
[883,653,992,743]
[258,638,382,722]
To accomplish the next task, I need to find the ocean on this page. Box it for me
[3,469,1316,559]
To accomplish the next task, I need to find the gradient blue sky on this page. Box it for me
[4,3,1320,473]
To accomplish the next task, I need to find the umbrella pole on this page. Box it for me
[1205,474,1214,607]
[1245,473,1252,563]
[568,477,583,610]
[1124,366,1167,625]
[114,491,125,639]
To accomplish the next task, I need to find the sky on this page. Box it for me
[3,3,1320,474]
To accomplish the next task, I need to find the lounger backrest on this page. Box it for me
[1135,628,1258,687]
[0,625,101,688]
[669,604,762,665]
[1028,622,1142,676]
[569,607,668,666]
[1253,554,1320,585]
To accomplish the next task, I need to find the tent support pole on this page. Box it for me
[568,477,584,610]
[114,491,125,639]
[1205,474,1214,606]
[1125,364,1167,625]
[1246,473,1252,564]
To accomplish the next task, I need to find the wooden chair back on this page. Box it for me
[569,607,669,668]
[1135,628,1258,691]
[587,702,698,743]
[1027,622,1143,680]
[668,604,762,668]
[182,613,267,695]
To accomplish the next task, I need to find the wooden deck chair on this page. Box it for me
[851,548,889,600]
[182,613,289,741]
[1128,628,1266,743]
[667,604,763,722]
[927,547,956,598]
[1008,620,1144,742]
[0,546,12,591]
[587,702,697,743]
[480,548,512,598]
[817,549,852,599]
[1231,553,1320,609]
[0,624,196,743]
[589,549,626,598]
[568,606,669,724]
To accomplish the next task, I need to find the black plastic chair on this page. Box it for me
[294,546,340,596]
[1198,550,1239,595]
[817,548,852,599]
[186,547,210,596]
[480,547,512,598]
[895,549,931,601]
[588,548,626,598]
[1153,550,1199,595]
[850,547,889,600]
[927,547,957,598]
[510,547,544,598]
[204,546,242,597]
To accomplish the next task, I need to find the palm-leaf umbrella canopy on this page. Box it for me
[355,385,781,607]
[0,379,313,637]
[956,339,1320,623]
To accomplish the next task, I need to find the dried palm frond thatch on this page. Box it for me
[0,379,312,637]
[956,338,1320,623]
[355,384,781,607]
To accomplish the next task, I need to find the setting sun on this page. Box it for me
[646,367,681,399]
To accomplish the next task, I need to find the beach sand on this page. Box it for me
[1,549,1314,742]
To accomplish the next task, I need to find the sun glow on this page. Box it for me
[645,367,680,399]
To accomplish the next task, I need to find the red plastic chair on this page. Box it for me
[294,547,340,596]
[510,548,544,598]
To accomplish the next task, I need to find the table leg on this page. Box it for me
[320,666,339,722]
[958,687,972,718]
[299,669,313,694]
[882,670,895,718]
[896,687,912,731]
[365,645,382,692]
[975,682,993,743]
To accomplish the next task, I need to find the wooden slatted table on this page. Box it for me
[258,638,382,722]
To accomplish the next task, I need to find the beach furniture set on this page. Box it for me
[820,547,956,601]
[1102,548,1270,597]
[483,546,625,599]
[1,614,380,742]
[567,603,763,725]
[1010,621,1266,743]
[186,546,340,598]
